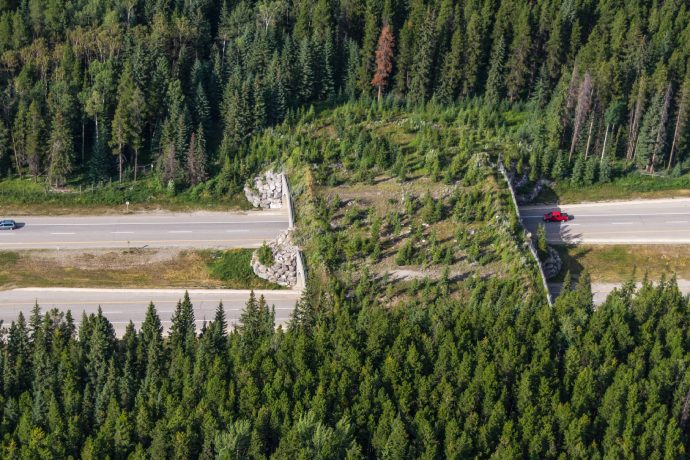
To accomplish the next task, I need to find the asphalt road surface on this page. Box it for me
[0,288,302,335]
[520,198,690,244]
[0,210,289,249]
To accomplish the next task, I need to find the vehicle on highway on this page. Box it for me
[543,211,570,222]
[0,219,17,230]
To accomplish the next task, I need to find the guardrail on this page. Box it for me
[498,160,553,306]
[281,172,306,290]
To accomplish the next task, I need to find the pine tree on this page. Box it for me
[436,8,463,103]
[344,39,360,100]
[358,0,381,93]
[47,110,73,187]
[409,9,437,105]
[186,126,208,186]
[320,34,335,101]
[484,36,506,106]
[26,100,45,178]
[505,6,532,102]
[298,37,315,104]
[169,291,195,352]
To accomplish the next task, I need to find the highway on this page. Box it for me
[0,288,302,335]
[0,210,289,249]
[520,198,690,244]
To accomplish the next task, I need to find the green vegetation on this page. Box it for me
[539,173,690,204]
[1,0,690,457]
[0,0,687,204]
[268,102,534,301]
[1,275,689,458]
[256,242,275,267]
[556,245,690,283]
[0,249,277,290]
[0,177,250,215]
[206,249,279,289]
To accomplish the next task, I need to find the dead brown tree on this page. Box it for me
[626,76,647,161]
[569,72,593,162]
[371,24,395,103]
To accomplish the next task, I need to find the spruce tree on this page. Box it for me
[47,110,74,187]
[484,36,506,106]
[408,10,437,105]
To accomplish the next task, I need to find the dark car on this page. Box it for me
[543,211,570,222]
[0,219,17,230]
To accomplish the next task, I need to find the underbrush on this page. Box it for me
[206,249,281,289]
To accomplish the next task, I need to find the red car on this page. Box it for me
[543,210,570,222]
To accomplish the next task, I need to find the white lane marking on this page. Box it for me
[522,212,690,218]
[666,221,688,224]
[226,229,250,233]
[50,232,76,235]
[168,230,193,233]
[26,220,288,226]
[563,223,580,226]
[111,231,134,234]
[611,222,633,225]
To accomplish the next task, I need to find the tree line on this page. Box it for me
[0,276,689,458]
[0,0,689,189]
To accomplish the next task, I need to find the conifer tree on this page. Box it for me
[484,36,506,106]
[47,110,73,187]
[409,9,437,105]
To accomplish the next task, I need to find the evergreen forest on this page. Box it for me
[1,0,690,458]
[0,0,688,189]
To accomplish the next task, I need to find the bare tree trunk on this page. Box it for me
[118,143,123,182]
[600,123,610,164]
[668,110,682,170]
[626,77,646,161]
[650,82,673,173]
[668,87,688,170]
[11,133,22,179]
[81,120,85,166]
[584,115,595,160]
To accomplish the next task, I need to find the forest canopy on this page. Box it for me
[1,277,689,458]
[1,0,690,458]
[0,0,688,190]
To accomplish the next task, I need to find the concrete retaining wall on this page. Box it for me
[498,159,553,306]
[281,172,305,290]
[281,174,295,230]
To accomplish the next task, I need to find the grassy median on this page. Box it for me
[555,245,690,283]
[0,248,280,290]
